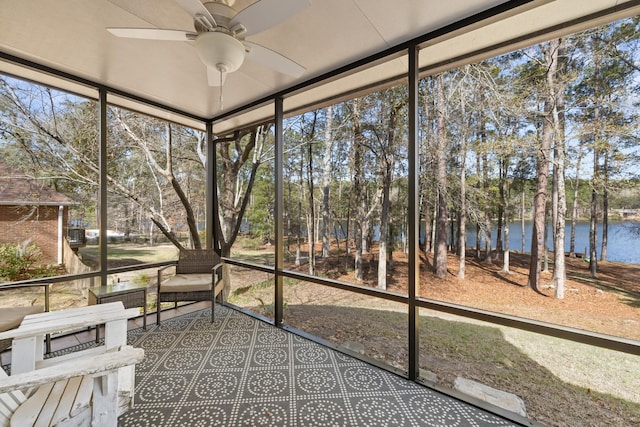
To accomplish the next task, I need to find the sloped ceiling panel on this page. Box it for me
[0,0,638,132]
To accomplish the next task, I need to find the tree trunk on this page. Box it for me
[306,113,318,275]
[475,150,482,259]
[496,159,505,253]
[521,191,526,253]
[434,74,448,278]
[378,178,390,288]
[502,210,510,274]
[601,150,609,262]
[458,150,467,279]
[588,36,602,278]
[543,203,550,273]
[589,117,600,276]
[458,93,469,279]
[528,70,553,292]
[422,196,433,254]
[352,99,365,281]
[501,177,510,274]
[295,149,303,267]
[476,223,481,259]
[550,37,567,299]
[482,153,492,264]
[569,139,583,257]
[589,162,598,277]
[321,105,334,258]
[377,102,400,290]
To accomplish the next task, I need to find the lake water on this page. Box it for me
[463,221,640,265]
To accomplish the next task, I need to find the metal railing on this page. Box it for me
[221,257,640,358]
[0,260,177,353]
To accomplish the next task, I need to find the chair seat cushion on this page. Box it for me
[160,274,213,293]
[0,306,44,332]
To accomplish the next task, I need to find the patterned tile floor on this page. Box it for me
[119,305,519,426]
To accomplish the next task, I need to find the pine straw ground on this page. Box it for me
[229,246,640,427]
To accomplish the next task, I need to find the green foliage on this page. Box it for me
[245,172,275,243]
[235,235,265,250]
[0,242,58,281]
[132,273,150,286]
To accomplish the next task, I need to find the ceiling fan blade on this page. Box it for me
[207,66,228,87]
[107,28,196,41]
[176,0,216,29]
[243,41,305,78]
[230,0,311,37]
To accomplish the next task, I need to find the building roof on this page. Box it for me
[0,164,77,207]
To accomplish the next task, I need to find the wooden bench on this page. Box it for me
[0,346,144,427]
[0,302,144,426]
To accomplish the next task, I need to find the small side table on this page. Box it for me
[88,283,147,341]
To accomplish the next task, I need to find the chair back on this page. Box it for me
[175,249,220,274]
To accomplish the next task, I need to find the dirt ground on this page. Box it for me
[273,247,639,340]
[228,246,640,427]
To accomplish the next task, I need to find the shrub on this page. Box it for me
[132,273,150,286]
[0,242,59,281]
[236,235,264,250]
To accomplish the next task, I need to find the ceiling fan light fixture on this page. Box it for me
[195,32,245,73]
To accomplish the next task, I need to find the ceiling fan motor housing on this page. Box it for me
[195,31,245,72]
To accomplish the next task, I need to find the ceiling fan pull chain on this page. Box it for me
[219,70,224,110]
[216,63,227,110]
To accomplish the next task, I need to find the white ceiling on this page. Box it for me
[0,0,638,132]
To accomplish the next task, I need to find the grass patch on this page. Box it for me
[234,236,266,251]
[79,244,179,267]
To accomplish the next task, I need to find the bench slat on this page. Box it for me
[11,382,53,427]
[34,378,68,427]
[0,370,25,422]
[22,302,124,323]
[0,307,139,341]
[71,375,93,418]
[0,347,144,393]
[18,303,125,329]
[50,376,82,425]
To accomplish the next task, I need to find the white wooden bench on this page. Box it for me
[0,346,144,427]
[0,302,144,426]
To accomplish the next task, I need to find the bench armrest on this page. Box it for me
[0,346,144,393]
[158,263,177,274]
[212,262,223,282]
[157,262,178,291]
[0,303,138,341]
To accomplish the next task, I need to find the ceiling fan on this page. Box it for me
[108,0,310,107]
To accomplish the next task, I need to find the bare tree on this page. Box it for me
[215,126,269,257]
[1,79,207,250]
[115,116,201,249]
[528,43,555,293]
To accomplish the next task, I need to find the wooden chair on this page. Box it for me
[0,346,144,427]
[0,302,144,426]
[157,249,224,325]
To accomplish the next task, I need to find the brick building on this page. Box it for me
[0,164,76,265]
